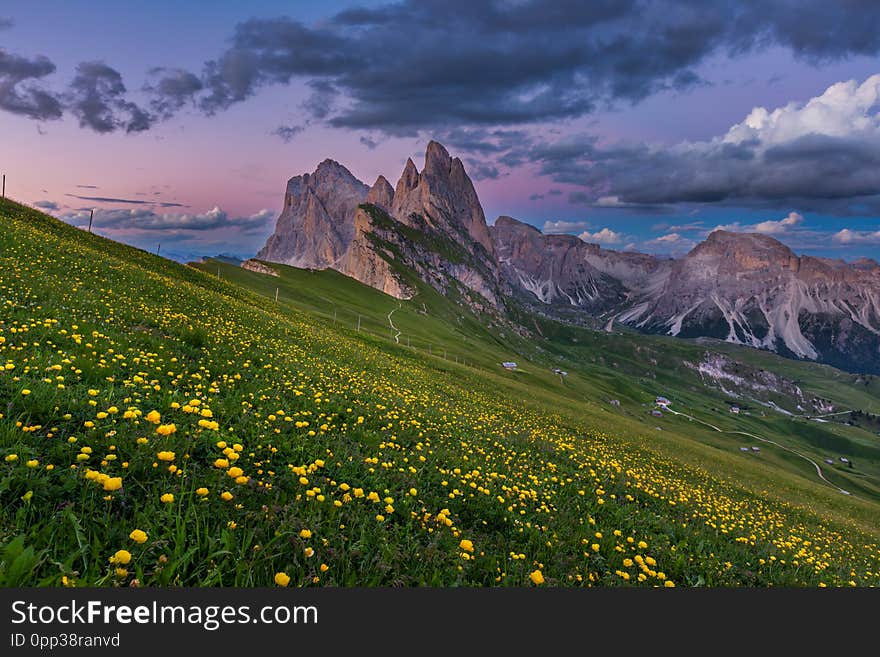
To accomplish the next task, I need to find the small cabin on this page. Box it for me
[651,409,663,417]
[501,362,518,371]
[655,396,671,407]
[730,405,741,414]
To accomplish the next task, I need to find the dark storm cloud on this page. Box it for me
[144,67,203,119]
[144,0,880,133]
[359,135,378,149]
[0,49,63,120]
[61,207,274,234]
[68,62,153,133]
[194,19,353,115]
[33,200,58,210]
[0,18,13,30]
[271,124,304,143]
[503,86,880,215]
[464,160,501,181]
[66,193,185,207]
[300,80,338,120]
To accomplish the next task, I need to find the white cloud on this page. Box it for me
[752,211,803,234]
[712,211,804,235]
[543,219,589,234]
[833,228,880,244]
[578,227,624,244]
[724,75,880,147]
[642,232,697,255]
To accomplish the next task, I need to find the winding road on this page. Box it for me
[663,406,852,496]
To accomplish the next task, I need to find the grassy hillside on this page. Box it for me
[2,197,879,587]
[198,257,880,505]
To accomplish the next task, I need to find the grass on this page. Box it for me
[1,196,880,588]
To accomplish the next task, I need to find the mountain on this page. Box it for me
[258,141,502,308]
[495,221,880,373]
[257,141,880,373]
[491,215,665,317]
[257,159,369,270]
[614,230,880,373]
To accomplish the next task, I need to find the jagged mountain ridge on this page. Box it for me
[255,141,880,373]
[497,218,880,372]
[257,141,502,307]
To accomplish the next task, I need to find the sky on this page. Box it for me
[2,0,880,262]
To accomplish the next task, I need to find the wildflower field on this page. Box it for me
[1,198,879,587]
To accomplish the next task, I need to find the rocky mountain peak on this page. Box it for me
[394,158,420,198]
[692,230,798,272]
[493,215,540,232]
[424,140,452,174]
[366,175,394,210]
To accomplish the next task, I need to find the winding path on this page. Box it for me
[664,406,852,496]
[388,302,402,344]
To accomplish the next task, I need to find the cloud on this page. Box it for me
[142,1,880,133]
[715,211,805,235]
[751,211,803,234]
[465,160,501,181]
[144,67,202,119]
[833,228,880,244]
[0,18,13,30]
[65,193,185,207]
[75,184,99,189]
[33,200,59,210]
[578,227,624,244]
[0,49,64,120]
[300,79,338,120]
[272,124,304,143]
[522,74,880,215]
[529,193,544,201]
[543,220,590,234]
[61,206,274,234]
[359,135,379,150]
[68,61,153,133]
[658,220,707,232]
[642,232,697,255]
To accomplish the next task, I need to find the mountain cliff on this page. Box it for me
[257,141,502,308]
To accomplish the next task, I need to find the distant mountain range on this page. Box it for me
[254,141,880,373]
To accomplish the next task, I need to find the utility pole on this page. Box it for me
[2,174,5,199]
[157,243,161,256]
[88,209,94,233]
[357,315,361,333]
[275,287,279,302]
